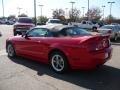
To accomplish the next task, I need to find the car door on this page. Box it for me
[26,28,53,61]
[15,28,52,62]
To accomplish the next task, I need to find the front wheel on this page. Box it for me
[14,32,17,36]
[7,43,16,58]
[50,52,68,73]
[114,34,118,41]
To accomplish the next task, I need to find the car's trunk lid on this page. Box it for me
[97,28,112,34]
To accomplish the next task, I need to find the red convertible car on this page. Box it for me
[6,25,112,73]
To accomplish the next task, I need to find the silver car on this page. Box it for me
[97,25,120,41]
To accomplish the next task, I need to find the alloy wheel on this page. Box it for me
[51,54,65,72]
[7,44,15,57]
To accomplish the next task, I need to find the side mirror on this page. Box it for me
[24,33,33,39]
[21,33,28,38]
[22,32,31,38]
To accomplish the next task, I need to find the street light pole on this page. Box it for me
[81,7,85,17]
[70,1,75,22]
[108,2,115,17]
[2,0,5,17]
[34,0,37,25]
[17,7,22,16]
[38,5,44,17]
[102,5,105,20]
[51,9,54,18]
[88,0,89,20]
[65,8,68,18]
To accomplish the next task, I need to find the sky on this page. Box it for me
[0,0,120,18]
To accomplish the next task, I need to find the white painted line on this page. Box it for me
[0,49,7,56]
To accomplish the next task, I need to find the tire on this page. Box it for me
[14,32,17,36]
[50,52,68,73]
[7,43,16,58]
[92,27,97,32]
[114,34,118,41]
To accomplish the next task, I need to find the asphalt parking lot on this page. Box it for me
[0,25,120,90]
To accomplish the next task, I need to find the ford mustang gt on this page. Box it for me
[6,25,112,73]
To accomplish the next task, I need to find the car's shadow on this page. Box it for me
[9,57,120,90]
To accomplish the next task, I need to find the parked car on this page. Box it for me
[0,18,7,24]
[13,17,35,36]
[6,20,15,25]
[111,23,119,25]
[97,25,120,41]
[6,25,112,73]
[46,19,63,25]
[69,21,100,31]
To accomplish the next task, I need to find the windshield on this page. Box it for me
[50,20,61,23]
[18,18,33,23]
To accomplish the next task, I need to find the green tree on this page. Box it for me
[8,15,16,20]
[18,13,28,17]
[37,16,48,25]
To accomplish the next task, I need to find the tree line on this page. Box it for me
[6,7,120,25]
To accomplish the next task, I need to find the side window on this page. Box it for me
[27,28,52,37]
[115,26,119,31]
[113,27,117,31]
[89,22,92,25]
[66,28,76,35]
[82,21,86,24]
[59,29,67,36]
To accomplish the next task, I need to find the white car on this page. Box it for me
[69,21,99,31]
[46,19,63,25]
[97,25,120,41]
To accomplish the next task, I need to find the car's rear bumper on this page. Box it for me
[69,46,112,70]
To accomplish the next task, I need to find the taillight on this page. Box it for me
[87,39,109,52]
[88,42,99,51]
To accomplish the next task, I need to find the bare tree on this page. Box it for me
[69,8,81,22]
[52,9,65,19]
[104,15,116,24]
[86,7,101,21]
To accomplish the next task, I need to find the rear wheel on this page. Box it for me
[92,27,97,32]
[50,52,68,73]
[7,43,16,57]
